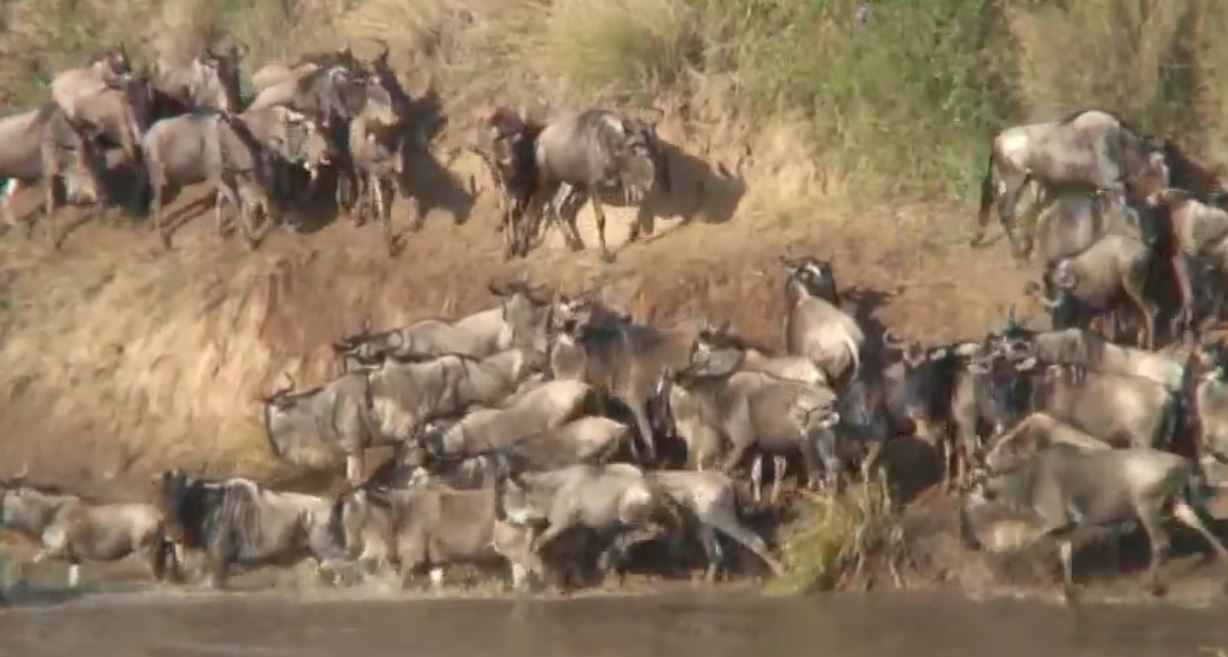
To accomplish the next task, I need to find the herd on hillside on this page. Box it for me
[8,42,1228,607]
[0,41,670,261]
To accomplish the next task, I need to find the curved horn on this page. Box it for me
[882,328,906,350]
[488,280,509,296]
[265,372,296,401]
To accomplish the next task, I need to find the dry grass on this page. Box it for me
[768,480,900,595]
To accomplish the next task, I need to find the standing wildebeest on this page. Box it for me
[973,109,1169,258]
[53,64,151,167]
[348,86,404,249]
[658,363,842,502]
[499,463,679,581]
[646,470,783,580]
[969,444,1228,599]
[981,413,1111,473]
[1026,233,1157,349]
[518,108,672,261]
[330,483,529,590]
[0,104,105,244]
[153,469,343,589]
[0,478,172,588]
[550,313,700,463]
[781,256,864,387]
[332,281,554,368]
[142,110,278,248]
[148,45,246,118]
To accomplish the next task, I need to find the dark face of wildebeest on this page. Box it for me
[782,256,840,304]
[153,468,195,545]
[619,117,671,204]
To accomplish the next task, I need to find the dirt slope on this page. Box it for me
[0,119,1033,498]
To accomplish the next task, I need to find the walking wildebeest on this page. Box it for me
[1032,188,1150,265]
[781,256,864,387]
[142,109,278,248]
[474,107,545,257]
[49,46,131,124]
[0,477,172,588]
[646,470,784,580]
[972,109,1169,258]
[499,463,680,581]
[249,46,364,93]
[347,87,404,248]
[153,469,343,589]
[968,444,1228,600]
[0,104,105,244]
[981,413,1111,472]
[331,482,537,590]
[237,105,334,209]
[658,362,842,502]
[1145,188,1228,336]
[1026,233,1157,349]
[692,320,828,386]
[333,281,554,369]
[149,44,246,118]
[518,108,672,261]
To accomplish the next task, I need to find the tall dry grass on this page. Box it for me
[2,0,1223,195]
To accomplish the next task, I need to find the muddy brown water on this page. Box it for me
[1,586,1226,657]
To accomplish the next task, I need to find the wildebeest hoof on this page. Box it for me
[1061,583,1082,605]
[600,251,616,263]
[1148,581,1168,597]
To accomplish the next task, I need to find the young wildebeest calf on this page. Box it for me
[971,444,1228,601]
[154,469,342,589]
[0,478,172,588]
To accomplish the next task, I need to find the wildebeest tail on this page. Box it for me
[974,149,996,243]
[705,510,783,576]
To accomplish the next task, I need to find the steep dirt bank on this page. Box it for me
[0,117,1032,499]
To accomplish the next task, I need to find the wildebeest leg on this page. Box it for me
[346,452,364,485]
[428,566,445,592]
[1,179,19,230]
[707,512,784,577]
[67,562,81,589]
[1058,540,1078,603]
[377,177,394,254]
[628,399,657,465]
[771,455,788,505]
[1124,277,1158,350]
[589,185,614,262]
[750,454,764,505]
[1172,254,1194,340]
[1172,499,1228,565]
[697,524,723,582]
[1137,506,1171,596]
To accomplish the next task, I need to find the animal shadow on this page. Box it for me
[633,139,748,239]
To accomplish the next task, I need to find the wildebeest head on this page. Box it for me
[0,478,67,535]
[278,109,333,179]
[259,373,342,467]
[982,305,1034,362]
[491,280,554,353]
[329,486,391,558]
[152,468,197,545]
[89,45,131,82]
[782,255,841,305]
[197,44,246,113]
[619,116,671,202]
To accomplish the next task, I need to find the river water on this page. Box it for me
[0,587,1225,657]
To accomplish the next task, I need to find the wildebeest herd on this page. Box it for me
[10,44,1228,608]
[1,42,671,260]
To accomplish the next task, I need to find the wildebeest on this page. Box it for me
[424,380,597,460]
[973,109,1169,258]
[0,104,105,243]
[1033,189,1150,265]
[499,463,678,580]
[261,371,381,483]
[474,107,544,257]
[333,281,554,368]
[1191,342,1228,468]
[0,477,172,588]
[519,108,672,261]
[237,105,334,208]
[347,86,404,248]
[153,469,342,589]
[142,110,278,248]
[149,45,246,118]
[982,357,1178,450]
[1146,188,1228,334]
[366,348,544,441]
[53,62,151,166]
[49,47,132,124]
[983,319,1184,392]
[781,256,864,387]
[549,312,700,463]
[658,362,841,502]
[330,483,522,590]
[646,470,783,580]
[969,444,1228,599]
[1026,233,1157,349]
[249,47,365,93]
[692,320,828,386]
[981,412,1110,472]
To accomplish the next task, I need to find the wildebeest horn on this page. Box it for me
[264,373,295,401]
[488,280,509,296]
[13,462,29,482]
[881,329,906,350]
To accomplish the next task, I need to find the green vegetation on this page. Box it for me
[0,0,1220,199]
